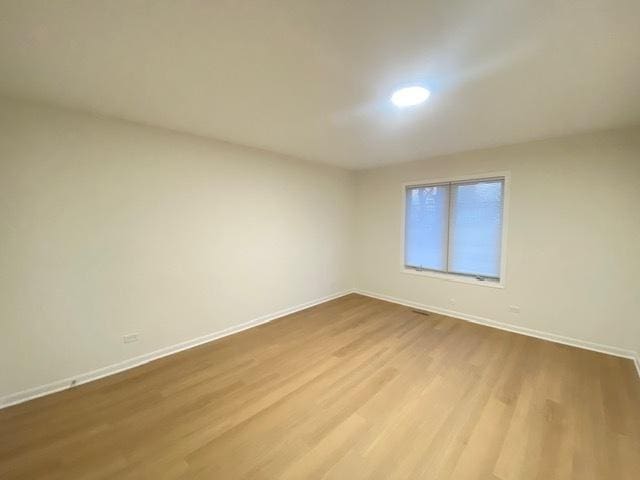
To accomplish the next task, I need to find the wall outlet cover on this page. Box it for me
[123,333,139,344]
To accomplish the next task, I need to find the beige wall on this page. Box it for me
[0,98,354,398]
[2,96,638,402]
[354,128,640,356]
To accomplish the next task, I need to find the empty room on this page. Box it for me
[1,1,639,479]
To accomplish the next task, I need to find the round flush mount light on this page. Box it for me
[391,86,430,108]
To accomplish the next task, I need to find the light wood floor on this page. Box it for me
[1,294,639,479]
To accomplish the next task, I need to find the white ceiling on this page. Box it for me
[1,1,639,169]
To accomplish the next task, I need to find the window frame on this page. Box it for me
[400,171,510,289]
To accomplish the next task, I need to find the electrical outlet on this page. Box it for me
[123,333,139,344]
[449,298,456,305]
[509,305,521,314]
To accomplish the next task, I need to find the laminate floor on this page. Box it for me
[1,294,639,479]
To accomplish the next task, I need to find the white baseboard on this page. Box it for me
[0,290,352,410]
[355,289,640,378]
[3,288,637,409]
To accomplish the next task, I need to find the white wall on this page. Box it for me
[0,98,354,399]
[354,128,640,356]
[2,96,638,403]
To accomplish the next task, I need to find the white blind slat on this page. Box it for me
[448,179,504,278]
[404,184,449,271]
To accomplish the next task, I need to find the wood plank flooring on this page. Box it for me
[1,293,639,479]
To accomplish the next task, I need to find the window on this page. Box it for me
[404,176,506,284]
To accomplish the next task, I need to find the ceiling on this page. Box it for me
[1,1,639,169]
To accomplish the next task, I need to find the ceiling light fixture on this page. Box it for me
[391,86,430,108]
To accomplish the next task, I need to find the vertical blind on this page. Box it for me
[405,178,504,279]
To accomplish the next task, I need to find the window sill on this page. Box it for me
[401,268,505,289]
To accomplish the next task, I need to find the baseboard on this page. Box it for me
[3,288,636,409]
[355,289,640,376]
[0,290,352,410]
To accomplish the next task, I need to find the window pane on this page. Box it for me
[448,180,504,278]
[405,185,449,271]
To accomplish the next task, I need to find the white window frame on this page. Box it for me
[400,171,510,289]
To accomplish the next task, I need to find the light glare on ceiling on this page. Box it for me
[391,86,430,107]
